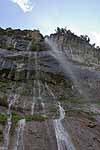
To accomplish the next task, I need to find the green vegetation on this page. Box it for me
[12,112,48,123]
[0,111,48,125]
[12,112,22,124]
[0,114,7,125]
[25,114,48,122]
[51,27,100,64]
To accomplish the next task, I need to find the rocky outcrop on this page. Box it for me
[0,28,44,51]
[49,28,100,66]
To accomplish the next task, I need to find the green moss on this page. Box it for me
[25,114,48,122]
[0,114,7,125]
[12,112,48,123]
[12,113,22,124]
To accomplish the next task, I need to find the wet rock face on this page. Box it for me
[0,28,100,150]
[0,40,71,149]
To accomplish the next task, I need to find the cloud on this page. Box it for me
[91,32,100,46]
[11,0,33,13]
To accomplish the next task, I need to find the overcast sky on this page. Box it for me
[0,0,100,46]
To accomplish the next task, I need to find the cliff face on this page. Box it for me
[0,28,100,150]
[49,28,100,66]
[0,28,45,51]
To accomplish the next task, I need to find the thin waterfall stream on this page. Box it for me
[45,81,76,150]
[13,52,28,150]
[31,52,38,115]
[45,82,56,100]
[3,90,18,150]
[31,80,36,115]
[53,102,76,150]
[34,51,45,114]
[14,119,26,150]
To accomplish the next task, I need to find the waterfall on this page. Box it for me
[53,102,76,150]
[45,82,56,100]
[45,38,88,99]
[14,119,26,150]
[3,94,18,150]
[7,94,17,115]
[44,82,75,150]
[31,80,36,115]
[38,76,45,114]
[31,102,35,115]
[34,52,38,79]
[41,102,45,115]
[1,59,6,68]
[27,41,32,51]
[27,51,32,80]
[31,52,38,115]
[3,117,12,150]
[34,51,45,113]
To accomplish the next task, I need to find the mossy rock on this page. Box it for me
[0,114,7,125]
[25,114,48,122]
[12,112,48,124]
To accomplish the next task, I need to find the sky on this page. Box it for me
[0,0,100,46]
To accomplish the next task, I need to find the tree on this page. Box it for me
[96,46,100,50]
[56,27,61,33]
[80,35,90,43]
[91,43,96,48]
